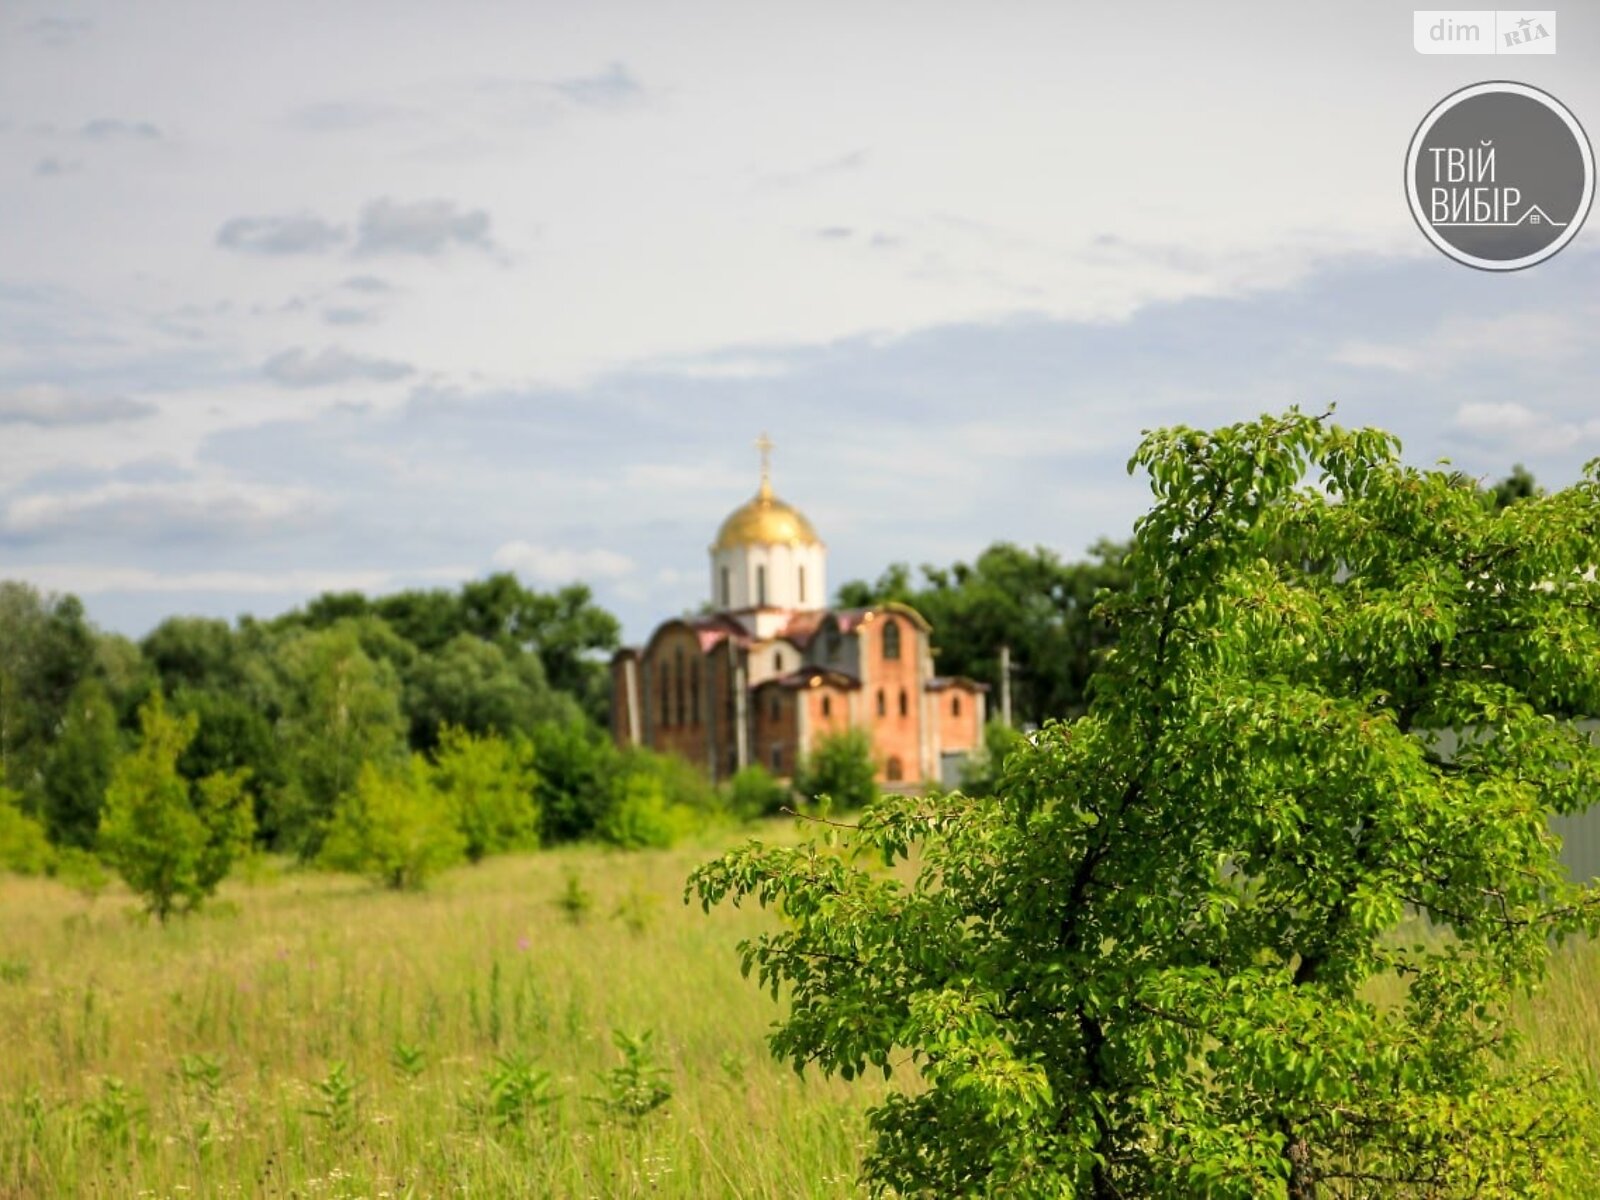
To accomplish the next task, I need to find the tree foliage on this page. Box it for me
[837,540,1130,726]
[319,757,466,890]
[692,410,1600,1198]
[0,583,97,807]
[0,786,53,875]
[793,727,879,811]
[98,693,255,921]
[40,677,120,848]
[431,724,541,861]
[272,623,409,858]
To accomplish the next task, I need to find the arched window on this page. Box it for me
[756,564,767,607]
[774,651,784,672]
[882,619,901,660]
[675,647,686,727]
[770,744,783,772]
[821,695,831,718]
[659,666,670,727]
[886,756,904,782]
[690,662,701,725]
[720,566,731,608]
[898,688,908,717]
[952,695,962,717]
[876,688,886,717]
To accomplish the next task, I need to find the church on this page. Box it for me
[610,438,988,787]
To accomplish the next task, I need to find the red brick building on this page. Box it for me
[610,443,987,786]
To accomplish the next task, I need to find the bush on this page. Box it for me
[598,772,696,850]
[320,758,465,890]
[0,787,53,875]
[724,764,791,821]
[98,693,255,921]
[793,728,878,811]
[529,721,619,844]
[430,725,539,861]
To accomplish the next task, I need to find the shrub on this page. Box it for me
[0,787,53,875]
[320,758,465,890]
[598,772,695,850]
[529,720,619,844]
[98,693,255,921]
[430,725,539,861]
[793,728,878,811]
[724,764,790,821]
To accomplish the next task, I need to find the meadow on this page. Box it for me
[3,823,1600,1199]
[0,825,902,1200]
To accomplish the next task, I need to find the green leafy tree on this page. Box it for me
[40,677,121,847]
[172,685,286,832]
[140,616,245,694]
[793,728,879,811]
[272,623,408,857]
[1491,462,1541,510]
[99,693,255,921]
[693,410,1600,1198]
[403,634,580,750]
[430,725,540,861]
[320,758,466,890]
[288,574,622,726]
[0,582,96,806]
[530,720,622,844]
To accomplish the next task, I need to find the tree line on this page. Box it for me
[0,463,1544,915]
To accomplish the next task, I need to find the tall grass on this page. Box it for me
[2,830,1599,1197]
[0,831,889,1199]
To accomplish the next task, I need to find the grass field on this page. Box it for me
[2,825,1599,1198]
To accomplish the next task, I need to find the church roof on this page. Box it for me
[712,476,820,551]
[688,613,752,652]
[831,602,933,634]
[778,609,827,646]
[755,665,861,691]
[712,437,821,551]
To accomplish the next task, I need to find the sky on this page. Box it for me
[2,0,1598,644]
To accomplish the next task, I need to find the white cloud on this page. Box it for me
[354,197,496,256]
[0,479,326,541]
[0,384,155,426]
[1452,402,1600,456]
[217,213,347,255]
[79,117,162,141]
[491,540,634,584]
[1332,310,1591,376]
[263,346,413,387]
[11,564,471,596]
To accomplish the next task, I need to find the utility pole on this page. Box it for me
[998,643,1013,728]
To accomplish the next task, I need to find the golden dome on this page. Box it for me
[713,476,821,550]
